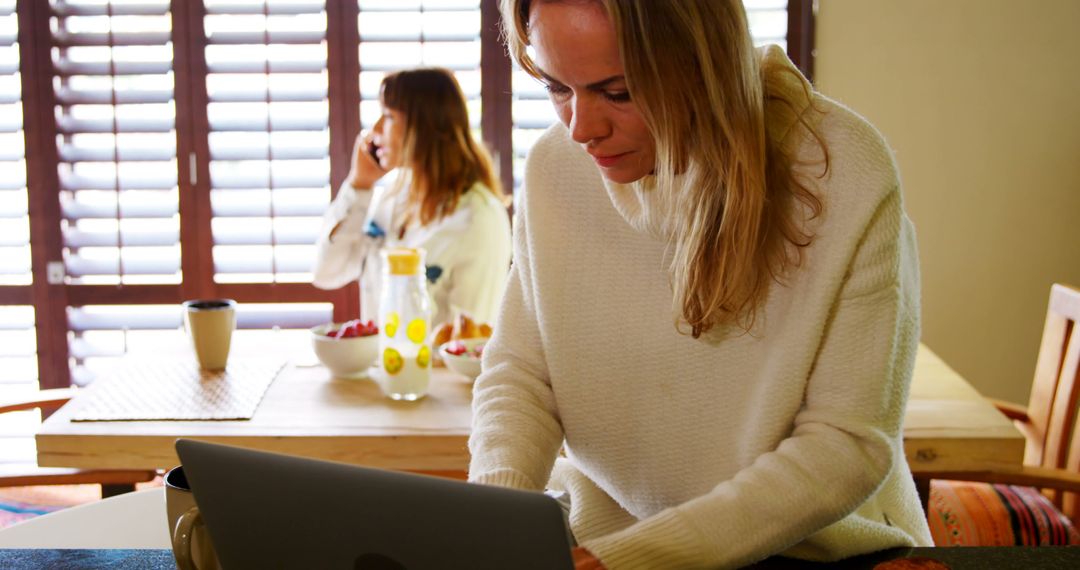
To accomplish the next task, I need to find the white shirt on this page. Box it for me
[312,178,512,327]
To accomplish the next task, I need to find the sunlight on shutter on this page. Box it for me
[0,0,39,406]
[0,305,39,442]
[0,1,30,286]
[51,0,180,285]
[205,0,331,284]
[357,0,482,130]
[0,2,39,405]
[745,0,790,51]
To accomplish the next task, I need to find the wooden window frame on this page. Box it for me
[4,0,814,390]
[787,0,816,83]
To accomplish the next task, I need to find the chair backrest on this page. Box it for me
[1023,283,1080,516]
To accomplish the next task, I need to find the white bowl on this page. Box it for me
[310,323,379,379]
[438,337,488,382]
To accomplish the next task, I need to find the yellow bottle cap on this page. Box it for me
[384,248,424,276]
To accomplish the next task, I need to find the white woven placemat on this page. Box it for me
[71,358,286,422]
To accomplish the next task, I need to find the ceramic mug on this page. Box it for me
[165,465,221,570]
[183,299,237,371]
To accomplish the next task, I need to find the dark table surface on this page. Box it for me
[2,546,1079,569]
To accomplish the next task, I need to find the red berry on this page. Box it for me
[324,319,378,338]
[445,340,467,356]
[355,320,377,336]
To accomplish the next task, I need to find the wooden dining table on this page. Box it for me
[36,342,1025,486]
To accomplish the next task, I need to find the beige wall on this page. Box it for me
[814,0,1080,403]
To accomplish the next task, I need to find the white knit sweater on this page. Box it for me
[468,47,933,569]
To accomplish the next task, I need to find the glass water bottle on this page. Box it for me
[374,248,432,400]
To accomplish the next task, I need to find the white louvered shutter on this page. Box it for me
[49,1,181,384]
[0,306,36,386]
[745,0,789,51]
[0,305,39,461]
[357,0,482,130]
[51,0,180,285]
[0,1,39,398]
[205,0,331,284]
[511,0,792,190]
[0,0,29,287]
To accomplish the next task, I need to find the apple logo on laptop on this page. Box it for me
[354,552,407,570]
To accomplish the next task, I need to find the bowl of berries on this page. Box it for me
[310,319,379,379]
[438,337,488,382]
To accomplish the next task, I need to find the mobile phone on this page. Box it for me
[367,141,381,164]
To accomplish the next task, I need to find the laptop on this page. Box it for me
[175,439,574,570]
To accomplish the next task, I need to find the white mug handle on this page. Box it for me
[172,506,203,570]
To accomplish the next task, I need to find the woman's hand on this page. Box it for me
[346,131,386,191]
[572,546,605,570]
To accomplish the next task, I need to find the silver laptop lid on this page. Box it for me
[175,439,574,570]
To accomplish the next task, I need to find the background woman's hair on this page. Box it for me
[380,67,506,226]
[502,0,827,337]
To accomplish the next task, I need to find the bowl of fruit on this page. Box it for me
[310,319,379,379]
[438,337,487,382]
[432,313,491,366]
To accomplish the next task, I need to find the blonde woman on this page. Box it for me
[313,68,512,327]
[468,1,932,568]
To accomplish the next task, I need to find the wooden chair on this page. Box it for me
[919,283,1080,545]
[0,388,157,498]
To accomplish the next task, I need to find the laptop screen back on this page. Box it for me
[175,439,574,570]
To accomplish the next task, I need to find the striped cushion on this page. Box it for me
[929,480,1080,546]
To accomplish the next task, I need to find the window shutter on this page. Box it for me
[51,0,180,285]
[357,0,482,130]
[0,1,37,397]
[0,1,30,286]
[203,0,331,284]
[745,0,789,51]
[511,0,792,190]
[0,305,39,450]
[0,306,36,386]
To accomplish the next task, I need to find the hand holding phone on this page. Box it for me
[348,133,386,191]
[367,140,381,164]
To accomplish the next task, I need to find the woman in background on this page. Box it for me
[468,1,932,568]
[313,68,511,327]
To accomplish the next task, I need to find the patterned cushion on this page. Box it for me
[0,484,117,530]
[929,479,1080,546]
[0,498,67,529]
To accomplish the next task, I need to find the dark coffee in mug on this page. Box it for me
[186,300,233,311]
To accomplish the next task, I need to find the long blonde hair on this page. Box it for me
[502,0,827,337]
[380,68,505,226]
